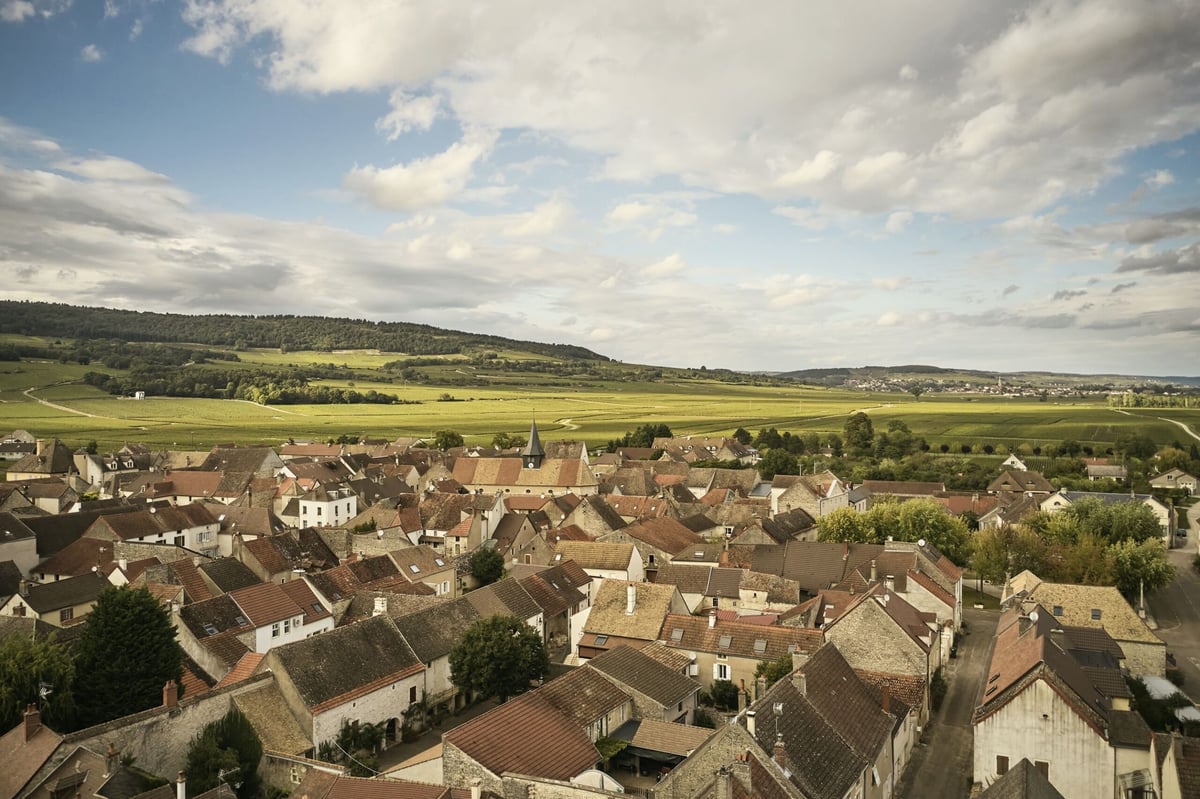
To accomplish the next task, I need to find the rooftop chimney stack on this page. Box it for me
[23,703,40,742]
[176,772,186,799]
[163,680,179,710]
[745,709,756,737]
[626,583,636,615]
[708,610,717,629]
[373,596,387,617]
[792,671,807,696]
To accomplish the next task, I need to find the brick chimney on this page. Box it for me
[163,680,179,710]
[23,703,40,741]
[773,735,789,772]
[881,685,891,714]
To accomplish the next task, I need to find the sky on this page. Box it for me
[1,1,1198,377]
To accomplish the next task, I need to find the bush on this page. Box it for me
[930,668,948,712]
[709,679,740,711]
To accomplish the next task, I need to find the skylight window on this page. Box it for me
[409,564,421,574]
[202,624,218,636]
[234,615,247,626]
[753,639,767,654]
[719,634,732,649]
[434,558,445,567]
[671,628,684,641]
[1091,608,1101,620]
[594,635,608,646]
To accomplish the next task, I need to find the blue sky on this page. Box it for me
[2,0,1198,376]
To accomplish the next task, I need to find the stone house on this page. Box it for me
[820,586,940,692]
[972,607,1153,799]
[0,571,110,627]
[659,612,823,701]
[84,502,220,557]
[576,580,688,659]
[1149,468,1198,495]
[1006,572,1166,677]
[746,642,897,799]
[258,614,425,750]
[586,644,700,724]
[552,540,644,590]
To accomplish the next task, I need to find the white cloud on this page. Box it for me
[376,91,441,140]
[872,277,912,291]
[885,211,914,234]
[606,196,698,240]
[130,18,143,39]
[343,129,496,211]
[178,0,1200,222]
[80,44,104,62]
[1145,169,1175,187]
[877,311,903,326]
[774,150,840,188]
[504,197,572,237]
[772,205,831,231]
[0,0,34,22]
[54,156,169,183]
[643,253,686,277]
[712,223,737,234]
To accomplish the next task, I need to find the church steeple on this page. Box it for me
[521,418,545,469]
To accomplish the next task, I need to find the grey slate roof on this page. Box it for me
[389,596,481,663]
[22,571,111,613]
[587,644,699,706]
[199,557,262,593]
[270,614,423,710]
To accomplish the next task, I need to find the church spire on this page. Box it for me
[522,417,545,469]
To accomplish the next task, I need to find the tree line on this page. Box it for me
[0,300,607,360]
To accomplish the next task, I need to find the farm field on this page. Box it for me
[1,350,1195,453]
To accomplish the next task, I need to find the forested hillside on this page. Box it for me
[0,301,608,361]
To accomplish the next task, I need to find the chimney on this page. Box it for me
[792,671,807,696]
[105,742,118,777]
[373,596,387,617]
[745,709,756,737]
[738,679,747,712]
[36,439,44,457]
[470,780,481,799]
[715,765,732,799]
[176,772,186,799]
[626,583,636,615]
[708,610,717,629]
[881,685,891,714]
[19,578,30,597]
[23,703,40,742]
[163,680,179,710]
[870,559,877,582]
[773,735,788,772]
[118,558,128,572]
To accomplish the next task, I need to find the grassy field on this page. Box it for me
[1,343,1196,452]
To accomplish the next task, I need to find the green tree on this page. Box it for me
[317,720,384,777]
[449,615,548,702]
[757,448,799,480]
[908,384,925,400]
[433,429,464,450]
[0,632,75,732]
[73,585,183,729]
[1108,538,1175,599]
[732,427,752,445]
[894,499,971,564]
[817,507,875,544]
[843,412,875,454]
[754,654,793,689]
[184,707,262,799]
[970,525,1049,583]
[491,431,527,450]
[469,547,505,586]
[707,680,740,711]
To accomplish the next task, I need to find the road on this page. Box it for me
[1158,417,1200,444]
[23,385,107,418]
[1147,500,1200,698]
[896,606,999,799]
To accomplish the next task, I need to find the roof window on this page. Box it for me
[753,639,767,654]
[594,635,608,646]
[1090,608,1101,620]
[409,564,421,574]
[671,628,684,641]
[718,634,732,649]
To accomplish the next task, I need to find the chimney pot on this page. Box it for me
[163,680,179,709]
[626,583,636,615]
[745,709,756,737]
[708,611,717,629]
[176,772,186,799]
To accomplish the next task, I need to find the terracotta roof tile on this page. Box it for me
[660,613,823,661]
[443,691,599,781]
[230,582,304,627]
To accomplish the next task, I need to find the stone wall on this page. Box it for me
[21,673,274,799]
[444,740,503,796]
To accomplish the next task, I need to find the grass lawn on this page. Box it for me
[961,585,1001,610]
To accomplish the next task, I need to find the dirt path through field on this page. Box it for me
[1159,416,1200,443]
[23,386,108,419]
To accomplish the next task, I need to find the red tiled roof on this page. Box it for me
[444,691,599,780]
[230,582,304,628]
[214,652,265,690]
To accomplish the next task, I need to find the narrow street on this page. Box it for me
[896,606,999,799]
[1147,501,1200,699]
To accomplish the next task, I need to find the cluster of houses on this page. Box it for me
[0,425,1196,799]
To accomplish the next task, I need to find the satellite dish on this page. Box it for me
[1029,610,1039,623]
[917,538,926,547]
